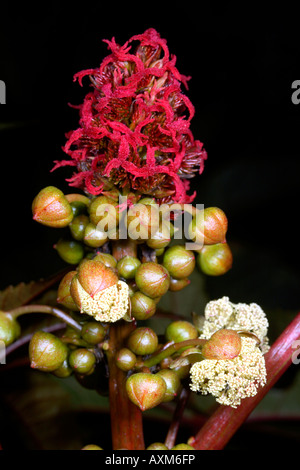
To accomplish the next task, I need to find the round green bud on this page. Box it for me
[70,201,89,217]
[32,186,73,228]
[165,321,198,343]
[171,444,195,450]
[130,291,157,320]
[81,444,103,450]
[57,271,79,311]
[93,253,117,269]
[54,239,85,265]
[197,242,233,276]
[146,221,174,249]
[126,372,166,411]
[127,203,159,241]
[89,195,119,231]
[163,245,195,279]
[169,277,190,292]
[135,262,170,299]
[188,206,228,246]
[147,443,169,450]
[117,256,141,280]
[69,214,90,241]
[116,348,137,371]
[156,369,181,402]
[83,223,108,248]
[0,312,21,346]
[127,327,158,356]
[81,322,106,345]
[69,348,96,375]
[29,331,69,372]
[52,358,73,378]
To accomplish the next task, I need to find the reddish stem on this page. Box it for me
[190,312,300,450]
[106,320,145,450]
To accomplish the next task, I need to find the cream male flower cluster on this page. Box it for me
[189,297,269,408]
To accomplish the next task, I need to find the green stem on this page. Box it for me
[8,304,82,332]
[139,338,206,369]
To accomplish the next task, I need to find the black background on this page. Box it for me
[0,2,300,312]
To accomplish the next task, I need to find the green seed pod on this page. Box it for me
[165,320,198,343]
[171,444,195,450]
[169,277,191,292]
[52,358,73,378]
[0,312,21,346]
[32,186,73,228]
[156,369,181,402]
[93,253,117,269]
[81,444,103,450]
[54,239,85,265]
[163,245,195,279]
[135,262,170,299]
[127,327,158,356]
[188,207,228,246]
[197,242,233,276]
[57,271,79,311]
[116,348,137,371]
[81,322,106,345]
[83,223,108,248]
[147,443,169,450]
[69,348,96,375]
[29,331,69,372]
[127,203,160,241]
[117,256,141,280]
[89,195,119,232]
[130,291,157,320]
[146,220,174,249]
[126,372,166,411]
[69,214,90,241]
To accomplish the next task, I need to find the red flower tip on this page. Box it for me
[54,28,207,203]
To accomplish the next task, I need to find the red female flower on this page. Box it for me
[53,28,207,203]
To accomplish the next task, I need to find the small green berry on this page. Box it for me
[54,239,85,265]
[32,186,73,228]
[116,348,137,371]
[197,243,233,276]
[126,372,166,411]
[69,214,89,241]
[117,256,141,280]
[0,312,21,346]
[165,321,198,343]
[130,291,157,320]
[29,331,69,372]
[81,322,106,345]
[69,348,96,375]
[127,327,158,356]
[135,262,170,299]
[163,245,195,279]
[156,369,181,402]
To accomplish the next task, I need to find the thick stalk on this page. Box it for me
[106,320,145,450]
[190,312,300,450]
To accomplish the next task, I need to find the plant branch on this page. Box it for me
[190,312,300,450]
[106,320,145,450]
[7,305,82,332]
[164,387,190,449]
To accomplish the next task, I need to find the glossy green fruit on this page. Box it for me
[116,348,137,371]
[32,186,73,228]
[54,239,85,265]
[127,327,158,356]
[0,312,21,346]
[135,262,170,299]
[163,245,195,279]
[81,322,106,345]
[165,320,198,343]
[117,256,141,280]
[69,214,90,241]
[197,242,233,276]
[130,291,157,320]
[83,223,108,248]
[126,373,166,411]
[69,348,96,375]
[57,271,79,311]
[29,331,69,372]
[156,369,181,402]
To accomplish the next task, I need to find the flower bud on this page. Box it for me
[156,369,181,402]
[29,331,69,372]
[135,262,170,299]
[54,239,85,265]
[197,242,233,276]
[188,207,228,246]
[146,221,174,249]
[69,348,96,375]
[169,277,190,292]
[70,260,130,322]
[163,245,195,279]
[89,195,119,231]
[52,358,73,378]
[127,327,158,356]
[165,320,198,343]
[127,203,159,240]
[117,256,141,280]
[93,253,117,269]
[147,443,169,450]
[81,321,106,345]
[116,347,137,371]
[201,329,242,360]
[32,186,73,228]
[83,223,108,248]
[0,312,21,346]
[126,372,167,411]
[57,271,79,311]
[69,214,90,241]
[130,291,157,320]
